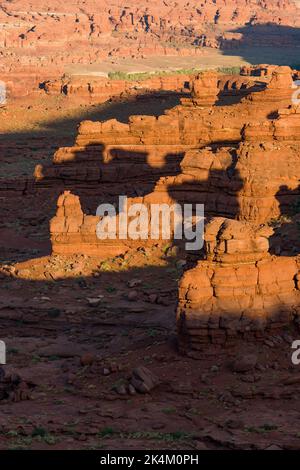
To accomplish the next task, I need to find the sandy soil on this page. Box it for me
[66,47,300,77]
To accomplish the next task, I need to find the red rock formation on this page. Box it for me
[50,189,178,256]
[244,66,294,109]
[1,1,300,97]
[1,0,299,58]
[40,65,300,345]
[169,129,300,226]
[43,74,190,103]
[177,218,300,351]
[50,191,118,257]
[36,68,293,190]
[175,68,300,350]
[191,71,220,106]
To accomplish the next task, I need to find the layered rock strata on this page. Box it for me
[43,74,191,103]
[44,65,300,346]
[36,67,293,191]
[2,1,300,97]
[1,0,299,69]
[177,218,300,350]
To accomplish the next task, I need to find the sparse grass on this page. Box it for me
[32,426,47,438]
[48,355,60,362]
[216,66,241,75]
[31,354,41,363]
[6,427,59,448]
[245,423,279,434]
[53,399,64,405]
[85,443,106,450]
[42,434,59,445]
[111,378,127,390]
[107,66,241,82]
[5,426,193,447]
[6,430,19,438]
[8,436,33,450]
[107,69,197,81]
[142,283,153,289]
[162,406,177,415]
[124,431,194,442]
[147,328,159,338]
[97,427,193,442]
[106,286,117,293]
[7,347,19,355]
[162,242,172,255]
[99,261,112,272]
[98,427,116,438]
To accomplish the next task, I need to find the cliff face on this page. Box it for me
[1,1,300,74]
[38,65,300,347]
[177,219,300,352]
[2,1,300,99]
[42,74,191,103]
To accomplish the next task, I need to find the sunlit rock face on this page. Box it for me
[177,218,300,352]
[1,0,300,97]
[33,65,300,347]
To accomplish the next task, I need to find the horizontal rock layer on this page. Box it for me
[177,218,300,350]
[45,65,300,346]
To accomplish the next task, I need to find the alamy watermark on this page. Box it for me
[96,196,205,251]
[0,341,6,365]
[291,340,300,365]
[0,81,6,105]
[292,79,300,105]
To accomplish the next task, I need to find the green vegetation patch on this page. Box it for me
[107,66,241,82]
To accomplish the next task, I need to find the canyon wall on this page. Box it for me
[2,0,299,62]
[1,1,300,97]
[41,65,300,346]
[42,74,191,103]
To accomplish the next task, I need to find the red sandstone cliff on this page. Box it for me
[1,0,300,97]
[36,65,300,347]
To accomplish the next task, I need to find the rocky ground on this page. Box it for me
[1,254,300,450]
[1,249,300,451]
[1,86,300,450]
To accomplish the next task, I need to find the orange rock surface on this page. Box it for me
[177,218,300,351]
[1,0,300,97]
[33,65,300,346]
[43,75,191,103]
[1,0,299,63]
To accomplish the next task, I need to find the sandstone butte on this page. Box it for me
[42,74,192,104]
[1,0,300,97]
[28,65,300,354]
